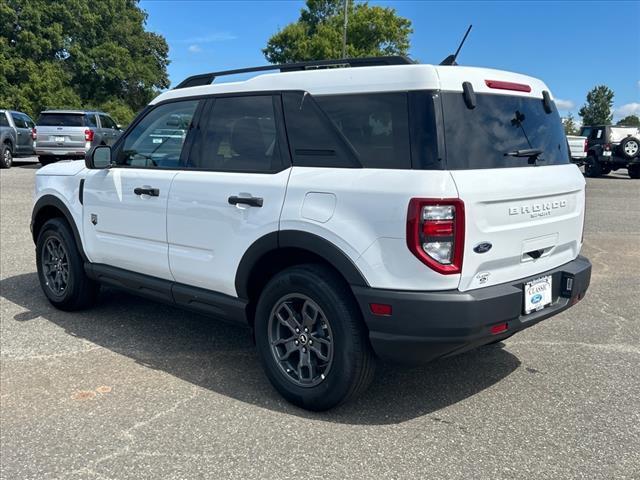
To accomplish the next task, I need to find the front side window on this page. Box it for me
[100,115,117,129]
[188,95,282,172]
[116,100,199,168]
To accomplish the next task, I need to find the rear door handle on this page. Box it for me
[228,195,263,207]
[134,187,160,197]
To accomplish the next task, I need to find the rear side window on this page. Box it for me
[37,113,86,127]
[0,113,8,127]
[315,93,411,169]
[188,95,283,173]
[283,92,360,168]
[116,100,199,168]
[85,115,97,128]
[13,113,33,129]
[441,92,570,169]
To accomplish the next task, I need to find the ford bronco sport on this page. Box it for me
[31,57,591,410]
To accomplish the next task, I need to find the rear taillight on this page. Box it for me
[583,139,587,153]
[604,143,611,151]
[84,129,94,142]
[407,198,465,274]
[31,128,37,140]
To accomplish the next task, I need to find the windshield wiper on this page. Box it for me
[504,148,544,165]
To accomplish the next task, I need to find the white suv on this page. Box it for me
[31,57,591,410]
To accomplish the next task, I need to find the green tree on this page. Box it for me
[263,0,412,64]
[563,113,579,135]
[578,85,614,126]
[0,0,169,125]
[616,114,640,127]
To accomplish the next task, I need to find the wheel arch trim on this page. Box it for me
[31,195,87,261]
[235,230,369,300]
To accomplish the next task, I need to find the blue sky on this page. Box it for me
[141,0,640,122]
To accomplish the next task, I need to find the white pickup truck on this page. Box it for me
[567,135,587,161]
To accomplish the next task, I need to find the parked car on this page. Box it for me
[31,57,591,410]
[567,134,587,161]
[580,125,640,178]
[35,110,122,166]
[0,109,36,168]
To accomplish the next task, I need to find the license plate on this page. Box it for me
[54,136,65,142]
[603,151,612,157]
[524,275,552,314]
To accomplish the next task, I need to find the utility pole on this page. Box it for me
[342,0,348,58]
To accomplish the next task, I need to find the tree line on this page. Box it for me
[2,0,637,131]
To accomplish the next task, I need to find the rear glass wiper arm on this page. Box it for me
[504,148,544,164]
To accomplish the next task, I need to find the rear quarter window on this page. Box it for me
[315,93,411,169]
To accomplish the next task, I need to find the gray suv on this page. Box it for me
[35,110,122,166]
[0,109,36,169]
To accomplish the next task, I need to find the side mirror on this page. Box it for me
[116,124,122,130]
[86,145,112,169]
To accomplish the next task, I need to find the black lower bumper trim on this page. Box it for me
[352,255,591,364]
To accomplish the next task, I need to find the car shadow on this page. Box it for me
[1,272,521,425]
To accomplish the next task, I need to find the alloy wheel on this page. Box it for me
[41,237,70,296]
[268,294,334,387]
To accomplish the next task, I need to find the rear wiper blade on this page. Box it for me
[504,148,543,158]
[504,148,544,165]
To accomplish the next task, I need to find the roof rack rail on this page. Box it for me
[173,55,415,90]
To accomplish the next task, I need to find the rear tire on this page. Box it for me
[629,164,640,179]
[255,264,376,411]
[1,144,12,169]
[601,166,611,175]
[36,218,99,311]
[584,156,602,177]
[38,155,57,166]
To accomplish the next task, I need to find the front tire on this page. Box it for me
[36,218,99,311]
[255,264,375,411]
[584,155,602,177]
[1,144,12,169]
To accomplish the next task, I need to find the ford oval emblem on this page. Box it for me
[531,293,543,304]
[473,242,493,254]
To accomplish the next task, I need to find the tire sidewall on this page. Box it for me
[620,138,639,160]
[255,266,367,410]
[1,145,12,168]
[36,219,84,308]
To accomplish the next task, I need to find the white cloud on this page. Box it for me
[188,44,202,53]
[555,98,575,110]
[614,102,640,118]
[183,32,237,43]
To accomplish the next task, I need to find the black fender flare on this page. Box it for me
[235,230,368,300]
[31,195,87,261]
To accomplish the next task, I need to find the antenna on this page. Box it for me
[439,24,473,66]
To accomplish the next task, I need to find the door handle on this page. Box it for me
[228,195,263,207]
[134,187,160,197]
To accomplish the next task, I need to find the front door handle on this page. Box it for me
[134,187,160,197]
[228,195,263,207]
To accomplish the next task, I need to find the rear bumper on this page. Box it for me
[352,255,591,364]
[36,146,87,158]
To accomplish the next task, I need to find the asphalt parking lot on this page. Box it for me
[1,158,639,480]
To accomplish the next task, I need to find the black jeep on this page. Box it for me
[580,125,640,179]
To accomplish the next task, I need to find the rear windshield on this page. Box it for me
[37,113,89,127]
[441,92,570,169]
